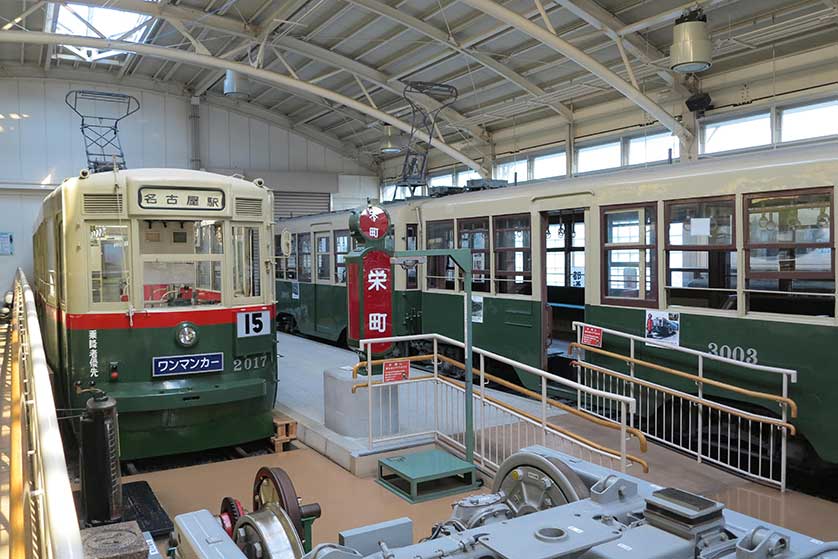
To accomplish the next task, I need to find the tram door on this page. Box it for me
[540,209,585,375]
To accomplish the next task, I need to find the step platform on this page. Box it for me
[377,449,479,504]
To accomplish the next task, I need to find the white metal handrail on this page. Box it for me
[359,333,643,472]
[12,269,84,558]
[570,320,798,490]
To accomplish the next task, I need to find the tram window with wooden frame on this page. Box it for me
[286,233,298,281]
[601,204,657,306]
[315,232,331,282]
[458,217,490,292]
[232,225,261,298]
[406,223,419,289]
[665,197,737,310]
[297,232,312,283]
[334,229,351,284]
[494,214,532,295]
[546,212,585,288]
[274,233,286,280]
[744,187,834,317]
[90,223,129,305]
[426,220,455,290]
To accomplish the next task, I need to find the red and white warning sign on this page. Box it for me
[580,325,603,348]
[382,360,410,383]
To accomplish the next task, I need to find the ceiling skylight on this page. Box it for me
[54,2,157,62]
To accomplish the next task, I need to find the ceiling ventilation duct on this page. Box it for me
[670,9,713,73]
[223,69,250,99]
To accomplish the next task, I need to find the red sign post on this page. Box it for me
[382,360,410,383]
[581,325,603,348]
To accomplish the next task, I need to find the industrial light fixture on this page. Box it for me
[379,125,402,155]
[670,9,713,73]
[223,69,250,99]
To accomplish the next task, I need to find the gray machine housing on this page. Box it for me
[304,446,838,559]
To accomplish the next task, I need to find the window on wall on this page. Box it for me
[533,152,567,179]
[458,218,490,292]
[577,141,621,173]
[494,215,532,295]
[780,99,838,143]
[429,174,454,187]
[495,159,528,184]
[744,188,834,317]
[602,205,657,305]
[315,232,331,282]
[55,3,157,62]
[297,232,312,282]
[334,230,350,284]
[665,197,736,310]
[405,224,419,289]
[232,226,261,298]
[426,220,455,290]
[702,112,771,154]
[546,212,585,288]
[457,170,481,187]
[628,133,679,165]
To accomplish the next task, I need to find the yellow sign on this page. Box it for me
[138,187,225,211]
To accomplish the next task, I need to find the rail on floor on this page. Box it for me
[7,269,84,558]
[570,321,798,490]
[352,333,649,476]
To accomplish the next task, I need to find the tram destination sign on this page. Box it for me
[138,187,225,211]
[152,352,224,377]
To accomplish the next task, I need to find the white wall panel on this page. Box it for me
[289,132,307,171]
[44,80,74,182]
[249,118,270,170]
[142,92,167,168]
[269,125,289,171]
[207,104,231,170]
[333,174,379,210]
[0,190,49,291]
[0,80,22,181]
[228,111,250,170]
[165,96,190,168]
[18,80,47,183]
[307,141,325,172]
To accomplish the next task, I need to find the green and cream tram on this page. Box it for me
[276,144,838,472]
[34,168,276,460]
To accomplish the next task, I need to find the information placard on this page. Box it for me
[581,325,603,348]
[382,360,410,383]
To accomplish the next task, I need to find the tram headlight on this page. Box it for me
[176,323,198,348]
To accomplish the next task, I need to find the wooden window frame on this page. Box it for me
[743,186,835,283]
[458,217,491,292]
[493,213,532,295]
[426,219,455,290]
[297,232,312,283]
[663,195,737,307]
[546,211,585,288]
[601,202,658,308]
[334,229,351,285]
[405,223,419,290]
[315,231,331,283]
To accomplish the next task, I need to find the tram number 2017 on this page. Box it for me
[233,354,269,372]
[707,342,758,364]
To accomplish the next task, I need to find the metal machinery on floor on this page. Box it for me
[172,466,321,559]
[171,447,838,559]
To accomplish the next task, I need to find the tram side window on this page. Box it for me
[665,197,736,309]
[602,205,657,305]
[287,233,298,280]
[494,215,532,295]
[274,234,286,280]
[426,220,455,290]
[458,218,490,292]
[546,212,585,288]
[297,232,312,282]
[405,224,418,289]
[89,224,129,304]
[744,188,834,317]
[334,230,350,284]
[316,232,331,282]
[232,226,261,298]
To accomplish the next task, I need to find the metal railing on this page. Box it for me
[570,321,797,490]
[355,333,648,474]
[9,269,84,558]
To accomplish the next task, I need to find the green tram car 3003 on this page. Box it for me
[33,168,277,460]
[276,144,838,476]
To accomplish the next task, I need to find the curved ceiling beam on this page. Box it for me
[343,0,574,122]
[458,0,692,141]
[0,30,489,176]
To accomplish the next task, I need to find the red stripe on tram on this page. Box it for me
[65,303,275,331]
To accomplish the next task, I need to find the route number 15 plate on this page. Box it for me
[237,310,270,338]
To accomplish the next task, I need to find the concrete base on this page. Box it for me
[324,366,399,439]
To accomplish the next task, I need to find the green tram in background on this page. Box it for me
[33,168,277,460]
[276,144,838,475]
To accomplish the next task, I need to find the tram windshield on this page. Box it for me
[141,220,224,307]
